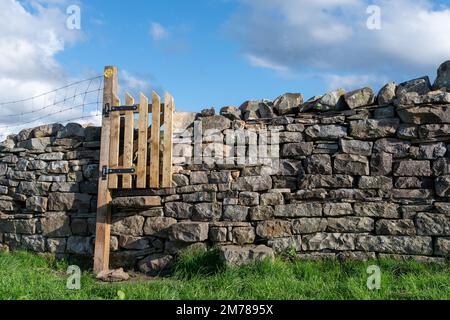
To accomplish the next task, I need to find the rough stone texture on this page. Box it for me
[344,87,375,109]
[219,245,274,266]
[169,222,209,242]
[3,65,450,270]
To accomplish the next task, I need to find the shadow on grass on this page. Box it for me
[172,246,225,280]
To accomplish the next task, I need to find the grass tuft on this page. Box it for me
[0,250,449,300]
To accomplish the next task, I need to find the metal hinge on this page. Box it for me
[102,166,136,180]
[103,103,138,117]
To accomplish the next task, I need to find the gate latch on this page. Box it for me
[103,103,138,118]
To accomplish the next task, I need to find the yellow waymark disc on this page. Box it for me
[104,68,114,78]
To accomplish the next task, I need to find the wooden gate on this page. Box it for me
[93,66,174,273]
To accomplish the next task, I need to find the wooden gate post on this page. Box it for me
[93,66,118,274]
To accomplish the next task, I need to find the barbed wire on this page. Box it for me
[0,75,104,141]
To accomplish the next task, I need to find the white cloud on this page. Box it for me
[246,54,289,73]
[0,0,90,140]
[150,22,169,41]
[229,0,450,83]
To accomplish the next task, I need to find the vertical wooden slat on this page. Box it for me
[162,92,174,188]
[136,93,149,188]
[93,66,117,274]
[150,91,161,188]
[122,92,135,189]
[108,94,120,189]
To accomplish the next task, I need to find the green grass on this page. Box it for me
[0,249,449,300]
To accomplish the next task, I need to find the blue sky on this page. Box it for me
[55,0,450,112]
[58,0,325,112]
[2,0,450,121]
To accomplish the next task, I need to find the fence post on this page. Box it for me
[93,66,117,274]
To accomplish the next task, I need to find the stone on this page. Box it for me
[223,205,249,222]
[323,203,353,217]
[201,107,215,117]
[374,139,411,158]
[435,202,450,215]
[392,189,433,199]
[97,268,130,282]
[232,227,255,245]
[0,200,14,211]
[48,193,91,212]
[416,213,450,236]
[21,235,46,252]
[209,171,232,184]
[358,176,392,190]
[249,206,274,221]
[0,139,15,152]
[40,212,71,237]
[37,152,64,161]
[57,123,85,138]
[396,76,431,96]
[305,154,332,175]
[334,154,369,176]
[232,175,272,191]
[219,245,274,266]
[281,143,313,158]
[286,123,305,132]
[340,139,373,156]
[397,125,419,140]
[260,192,284,206]
[192,202,222,221]
[137,254,174,276]
[0,219,37,234]
[182,192,216,203]
[350,119,399,139]
[302,233,356,251]
[51,182,80,193]
[220,106,241,121]
[239,192,259,206]
[112,196,161,209]
[279,132,303,143]
[46,238,67,254]
[376,219,416,236]
[172,174,189,187]
[273,93,303,115]
[164,202,193,219]
[118,236,150,250]
[394,160,432,177]
[371,152,392,176]
[300,175,353,189]
[274,203,322,218]
[169,222,209,242]
[268,236,302,253]
[356,235,432,255]
[256,220,292,239]
[17,137,53,150]
[201,115,231,131]
[190,171,208,185]
[344,87,375,109]
[143,217,177,237]
[354,202,400,218]
[32,123,64,138]
[419,124,450,139]
[210,227,228,242]
[313,89,347,112]
[419,143,446,160]
[25,196,48,213]
[377,82,397,106]
[111,215,145,237]
[292,218,327,234]
[0,163,7,176]
[435,238,450,256]
[397,105,450,125]
[66,236,92,255]
[327,217,374,233]
[433,60,450,91]
[305,125,347,140]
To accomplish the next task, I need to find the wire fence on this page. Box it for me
[0,75,104,142]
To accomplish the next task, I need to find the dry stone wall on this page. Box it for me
[2,61,450,274]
